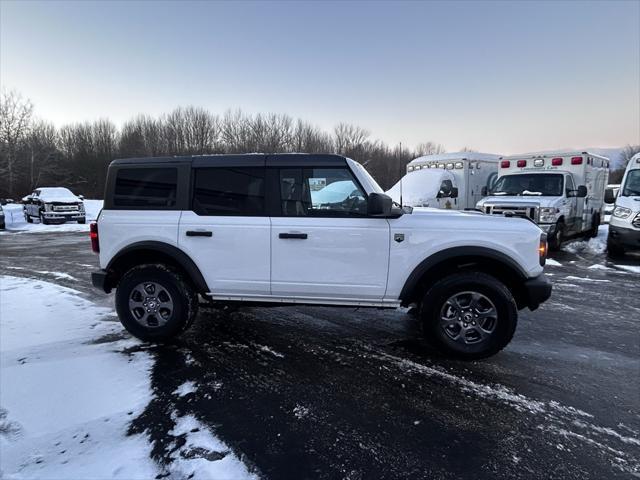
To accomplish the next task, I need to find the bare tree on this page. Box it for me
[334,123,369,154]
[0,90,34,196]
[415,141,446,157]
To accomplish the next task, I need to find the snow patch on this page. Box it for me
[174,381,198,397]
[561,224,608,255]
[0,275,156,479]
[564,275,611,283]
[614,264,640,274]
[545,258,562,267]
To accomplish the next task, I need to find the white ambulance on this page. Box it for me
[607,153,640,257]
[476,151,609,249]
[387,152,500,210]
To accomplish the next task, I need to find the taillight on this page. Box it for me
[539,233,547,266]
[552,157,563,166]
[501,160,510,168]
[90,222,99,253]
[517,160,526,167]
[571,156,583,165]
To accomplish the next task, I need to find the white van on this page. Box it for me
[476,151,609,249]
[607,153,640,256]
[388,152,500,210]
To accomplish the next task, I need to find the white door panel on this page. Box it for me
[179,211,270,295]
[271,217,390,299]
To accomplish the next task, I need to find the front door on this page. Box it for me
[178,166,271,296]
[270,166,390,301]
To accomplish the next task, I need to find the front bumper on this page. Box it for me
[42,211,85,223]
[608,225,640,250]
[91,270,112,293]
[522,274,552,311]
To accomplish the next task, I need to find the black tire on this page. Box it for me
[77,217,86,224]
[115,264,199,342]
[39,212,50,225]
[587,215,600,238]
[607,236,625,259]
[419,272,518,360]
[548,221,564,251]
[25,214,33,223]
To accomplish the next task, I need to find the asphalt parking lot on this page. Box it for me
[1,230,639,479]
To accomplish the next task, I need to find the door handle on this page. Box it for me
[186,230,212,237]
[279,232,308,239]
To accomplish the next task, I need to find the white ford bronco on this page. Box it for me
[91,154,551,359]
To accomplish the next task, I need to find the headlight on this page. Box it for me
[539,207,559,223]
[78,203,85,212]
[613,206,632,219]
[44,204,52,212]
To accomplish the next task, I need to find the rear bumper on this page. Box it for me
[522,273,552,311]
[91,270,112,293]
[608,225,640,250]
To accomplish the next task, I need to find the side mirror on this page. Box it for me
[577,185,587,198]
[451,187,459,198]
[78,195,85,200]
[481,186,488,196]
[368,192,393,216]
[604,190,616,204]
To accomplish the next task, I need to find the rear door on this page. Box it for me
[270,165,390,301]
[178,161,271,296]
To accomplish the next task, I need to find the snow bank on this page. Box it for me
[0,275,256,480]
[545,258,562,267]
[0,275,156,479]
[561,224,608,255]
[1,199,103,234]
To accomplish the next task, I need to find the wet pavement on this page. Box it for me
[1,231,639,479]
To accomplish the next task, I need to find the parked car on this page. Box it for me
[0,202,5,230]
[90,154,551,360]
[392,152,500,210]
[476,151,609,250]
[608,154,640,257]
[22,187,86,225]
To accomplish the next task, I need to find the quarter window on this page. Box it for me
[193,168,265,216]
[114,168,177,208]
[279,168,367,217]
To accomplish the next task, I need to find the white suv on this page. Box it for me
[90,154,551,359]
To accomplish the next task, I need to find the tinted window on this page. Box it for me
[280,167,367,217]
[114,168,177,207]
[193,168,265,216]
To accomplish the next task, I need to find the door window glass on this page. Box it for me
[193,167,265,216]
[565,176,575,196]
[279,168,367,216]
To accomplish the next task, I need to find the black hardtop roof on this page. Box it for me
[110,153,347,168]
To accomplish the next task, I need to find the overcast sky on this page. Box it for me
[1,0,638,154]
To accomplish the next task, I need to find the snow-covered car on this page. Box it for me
[23,187,86,225]
[90,154,552,360]
[608,154,640,257]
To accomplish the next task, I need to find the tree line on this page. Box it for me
[0,89,446,199]
[1,89,637,199]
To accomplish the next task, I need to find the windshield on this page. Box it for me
[491,174,564,196]
[622,170,640,196]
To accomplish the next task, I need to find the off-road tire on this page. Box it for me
[39,212,50,225]
[420,272,518,360]
[115,264,199,342]
[25,214,33,223]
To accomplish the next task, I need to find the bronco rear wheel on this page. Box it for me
[420,272,518,360]
[115,264,198,341]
